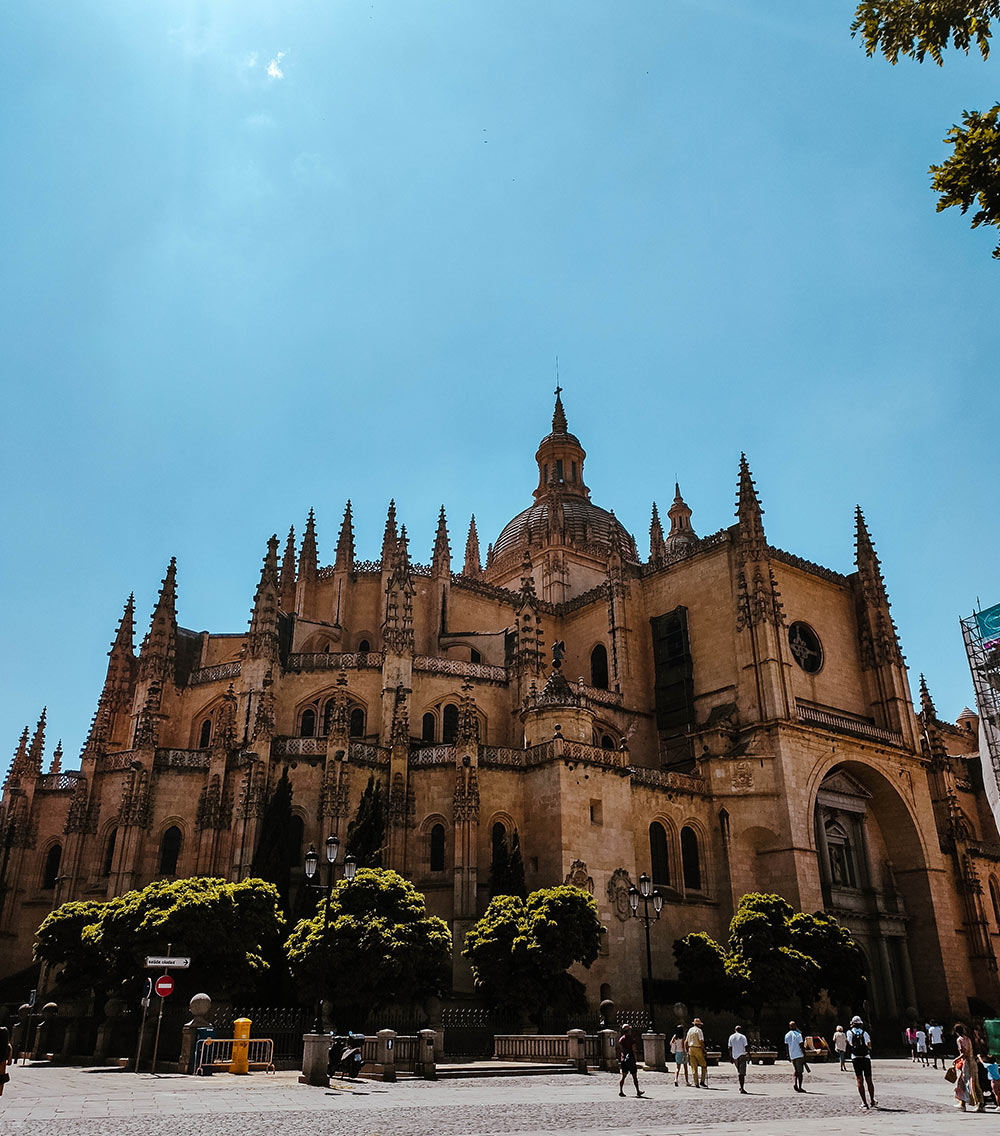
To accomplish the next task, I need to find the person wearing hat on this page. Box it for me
[784,1020,806,1092]
[728,1024,749,1094]
[686,1018,708,1087]
[846,1014,877,1110]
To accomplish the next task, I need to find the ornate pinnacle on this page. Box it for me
[381,499,398,563]
[279,526,297,610]
[855,506,888,605]
[552,386,568,434]
[299,509,318,581]
[649,502,666,565]
[919,673,936,718]
[464,514,482,578]
[432,506,451,576]
[49,740,63,775]
[111,593,136,657]
[139,558,178,682]
[735,454,766,555]
[335,501,355,571]
[27,707,47,777]
[4,725,30,787]
[246,535,281,660]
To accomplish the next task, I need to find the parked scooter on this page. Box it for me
[328,1033,365,1080]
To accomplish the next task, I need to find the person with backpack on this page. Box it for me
[846,1014,877,1110]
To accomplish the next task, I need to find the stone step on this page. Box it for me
[434,1061,581,1079]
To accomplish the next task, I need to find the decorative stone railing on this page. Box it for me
[577,684,624,709]
[97,751,140,771]
[154,749,211,771]
[796,703,904,747]
[350,741,388,766]
[37,772,82,791]
[562,740,629,769]
[409,745,456,766]
[628,765,708,795]
[413,655,508,684]
[272,737,328,758]
[494,1033,587,1071]
[188,661,242,686]
[285,651,384,672]
[480,745,530,768]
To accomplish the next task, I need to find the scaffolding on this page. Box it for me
[961,603,1000,805]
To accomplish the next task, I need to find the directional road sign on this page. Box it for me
[145,956,191,969]
[154,975,175,998]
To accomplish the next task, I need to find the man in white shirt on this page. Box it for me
[784,1020,806,1092]
[928,1021,945,1069]
[686,1018,708,1087]
[728,1024,749,1094]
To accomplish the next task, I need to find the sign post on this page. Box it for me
[133,978,153,1073]
[150,943,176,1076]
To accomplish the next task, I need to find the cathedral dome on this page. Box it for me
[493,497,638,559]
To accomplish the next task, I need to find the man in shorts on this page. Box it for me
[728,1024,749,1094]
[846,1014,877,1110]
[784,1020,806,1092]
[928,1020,945,1069]
[617,1025,644,1098]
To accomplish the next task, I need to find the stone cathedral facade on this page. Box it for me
[2,392,999,1025]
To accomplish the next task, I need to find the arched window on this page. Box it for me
[102,827,118,877]
[590,644,609,690]
[825,819,857,888]
[681,826,701,891]
[650,822,669,886]
[300,708,316,738]
[990,877,1000,927]
[443,704,459,743]
[470,648,482,663]
[491,822,507,867]
[42,844,62,889]
[349,707,365,738]
[430,824,446,872]
[159,826,182,875]
[358,639,371,653]
[288,815,304,867]
[601,734,615,751]
[198,719,212,748]
[422,713,436,743]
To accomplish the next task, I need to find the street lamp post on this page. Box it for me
[628,872,663,1034]
[304,835,357,1034]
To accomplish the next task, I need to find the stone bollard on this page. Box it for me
[642,1032,666,1071]
[299,1033,330,1086]
[567,1029,588,1074]
[94,998,124,1061]
[376,1029,396,1082]
[600,1028,620,1072]
[179,994,212,1074]
[418,1028,437,1079]
[32,1003,58,1060]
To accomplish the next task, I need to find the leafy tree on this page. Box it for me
[285,868,451,1028]
[788,910,867,1007]
[346,774,387,868]
[673,931,738,1013]
[852,2,1000,257]
[726,893,818,1019]
[251,767,295,903]
[34,899,108,991]
[463,885,601,1020]
[489,827,527,899]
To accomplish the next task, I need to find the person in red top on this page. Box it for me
[617,1025,644,1098]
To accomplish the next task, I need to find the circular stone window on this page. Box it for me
[788,621,823,673]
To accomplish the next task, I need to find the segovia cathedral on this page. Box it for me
[2,391,998,1026]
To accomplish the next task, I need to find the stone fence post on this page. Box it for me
[377,1029,396,1082]
[299,1033,330,1086]
[418,1029,437,1079]
[566,1028,588,1074]
[642,1032,666,1071]
[600,1029,620,1072]
[179,994,212,1074]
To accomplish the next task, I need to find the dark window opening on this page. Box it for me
[443,703,459,744]
[422,713,436,743]
[288,814,304,868]
[491,822,507,867]
[571,461,577,482]
[470,648,482,663]
[601,734,615,751]
[358,639,370,653]
[102,828,118,877]
[159,826,182,875]
[300,708,316,738]
[650,822,669,886]
[590,644,609,689]
[650,607,695,743]
[991,878,1000,927]
[42,844,62,889]
[681,826,701,891]
[556,459,564,481]
[430,823,445,871]
[349,707,365,738]
[198,718,212,748]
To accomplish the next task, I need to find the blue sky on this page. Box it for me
[2,1,997,765]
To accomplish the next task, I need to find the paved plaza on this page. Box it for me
[0,1057,970,1135]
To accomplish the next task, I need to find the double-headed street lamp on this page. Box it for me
[304,835,357,1034]
[628,872,663,1034]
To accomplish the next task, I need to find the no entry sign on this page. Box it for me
[154,975,175,998]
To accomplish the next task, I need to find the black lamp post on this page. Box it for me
[304,835,357,1034]
[628,872,663,1034]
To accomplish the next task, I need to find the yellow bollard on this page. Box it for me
[230,1017,251,1075]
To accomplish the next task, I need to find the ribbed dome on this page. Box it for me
[493,497,639,559]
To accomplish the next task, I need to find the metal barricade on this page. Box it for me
[196,1036,275,1074]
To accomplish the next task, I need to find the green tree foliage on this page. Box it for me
[726,894,818,1018]
[672,931,738,1013]
[788,910,867,1007]
[346,774,387,868]
[34,899,108,990]
[463,885,602,1019]
[488,827,527,899]
[251,768,295,903]
[285,868,451,1027]
[35,878,285,997]
[852,2,1000,257]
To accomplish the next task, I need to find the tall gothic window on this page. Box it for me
[300,708,316,738]
[42,844,62,889]
[825,819,858,888]
[430,824,446,872]
[198,719,212,748]
[102,827,118,877]
[991,877,1000,928]
[443,704,459,744]
[681,826,701,891]
[491,822,507,868]
[422,713,436,743]
[159,826,182,876]
[349,708,366,738]
[649,822,669,886]
[590,644,609,689]
[288,815,304,867]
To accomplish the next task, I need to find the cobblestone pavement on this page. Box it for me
[0,1058,971,1135]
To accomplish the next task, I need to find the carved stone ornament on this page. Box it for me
[564,858,594,894]
[607,867,633,922]
[732,759,754,792]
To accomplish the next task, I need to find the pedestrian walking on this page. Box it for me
[0,1026,11,1097]
[905,1024,917,1061]
[669,1024,689,1086]
[617,1025,644,1098]
[953,1024,985,1112]
[728,1024,749,1094]
[833,1025,848,1070]
[846,1014,877,1110]
[928,1020,945,1069]
[686,1018,708,1087]
[915,1025,928,1066]
[784,1020,806,1093]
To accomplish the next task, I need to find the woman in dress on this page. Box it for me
[954,1024,985,1112]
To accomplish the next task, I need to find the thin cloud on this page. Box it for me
[266,51,285,79]
[244,51,258,69]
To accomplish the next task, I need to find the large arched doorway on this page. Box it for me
[813,762,942,1023]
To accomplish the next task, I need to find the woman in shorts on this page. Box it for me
[669,1025,689,1086]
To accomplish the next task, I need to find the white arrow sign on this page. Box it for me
[144,956,191,969]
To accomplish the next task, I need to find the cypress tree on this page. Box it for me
[251,768,294,906]
[346,774,386,867]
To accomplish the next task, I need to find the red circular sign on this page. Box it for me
[154,975,175,998]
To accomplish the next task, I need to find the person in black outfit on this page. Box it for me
[618,1025,644,1098]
